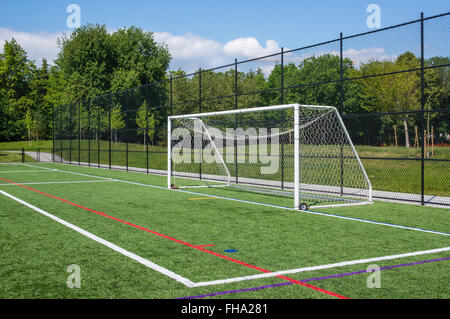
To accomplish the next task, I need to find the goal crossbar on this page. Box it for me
[168,103,330,120]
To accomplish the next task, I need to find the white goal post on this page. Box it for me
[168,104,372,210]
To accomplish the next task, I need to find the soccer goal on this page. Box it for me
[168,104,372,210]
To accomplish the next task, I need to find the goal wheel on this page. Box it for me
[299,203,309,211]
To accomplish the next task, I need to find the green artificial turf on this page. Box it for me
[0,162,448,299]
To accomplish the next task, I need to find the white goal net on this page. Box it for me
[168,104,372,209]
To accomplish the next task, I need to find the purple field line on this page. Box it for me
[177,256,450,299]
[177,282,292,299]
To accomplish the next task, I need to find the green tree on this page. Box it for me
[54,24,115,102]
[170,69,197,116]
[197,70,234,112]
[427,57,450,107]
[263,54,359,110]
[48,24,171,145]
[48,24,170,108]
[110,105,125,143]
[358,52,421,147]
[110,26,170,87]
[296,54,355,108]
[0,38,36,141]
[135,100,156,149]
[263,63,300,105]
[236,68,267,108]
[29,58,51,139]
[423,57,448,146]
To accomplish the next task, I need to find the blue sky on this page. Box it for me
[0,0,448,71]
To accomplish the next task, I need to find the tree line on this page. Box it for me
[1,24,448,147]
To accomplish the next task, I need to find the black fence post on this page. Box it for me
[87,99,91,166]
[145,85,149,174]
[108,95,112,170]
[198,68,202,180]
[97,99,100,168]
[420,12,425,206]
[60,105,63,163]
[234,58,239,184]
[21,148,24,163]
[69,103,72,164]
[52,105,55,162]
[340,32,345,196]
[78,101,81,165]
[126,142,129,172]
[281,47,284,103]
[281,47,285,190]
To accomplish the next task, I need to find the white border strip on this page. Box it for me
[191,246,450,287]
[0,189,195,288]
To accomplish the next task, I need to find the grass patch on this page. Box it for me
[0,140,53,150]
[0,151,36,163]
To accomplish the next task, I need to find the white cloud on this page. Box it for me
[223,37,281,58]
[153,32,227,72]
[154,32,283,73]
[0,27,64,65]
[155,32,222,60]
[343,47,397,67]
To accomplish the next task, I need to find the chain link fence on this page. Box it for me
[40,12,447,207]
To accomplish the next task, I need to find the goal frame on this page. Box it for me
[168,103,372,210]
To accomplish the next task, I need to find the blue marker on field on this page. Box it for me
[224,249,238,253]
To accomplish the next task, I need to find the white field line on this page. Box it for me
[0,170,57,173]
[12,164,54,170]
[0,180,114,186]
[191,246,450,287]
[22,163,115,182]
[23,163,450,237]
[0,189,195,288]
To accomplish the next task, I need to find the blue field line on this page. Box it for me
[23,163,450,237]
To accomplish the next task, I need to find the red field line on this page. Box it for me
[0,176,349,299]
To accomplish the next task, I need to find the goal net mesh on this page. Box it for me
[169,105,371,208]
